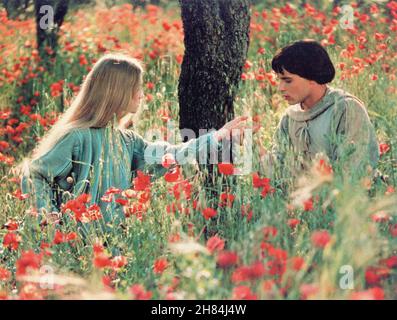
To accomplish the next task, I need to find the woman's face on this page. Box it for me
[128,87,144,113]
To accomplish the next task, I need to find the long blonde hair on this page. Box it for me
[31,53,143,160]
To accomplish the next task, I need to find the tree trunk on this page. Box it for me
[34,0,68,66]
[178,0,250,140]
[178,0,250,239]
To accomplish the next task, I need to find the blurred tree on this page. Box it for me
[130,0,160,7]
[1,0,31,19]
[1,0,92,19]
[178,0,250,139]
[34,0,68,67]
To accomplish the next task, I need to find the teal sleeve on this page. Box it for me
[21,131,79,216]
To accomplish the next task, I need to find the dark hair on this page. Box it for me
[271,40,335,84]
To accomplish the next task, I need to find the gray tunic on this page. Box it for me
[262,86,379,178]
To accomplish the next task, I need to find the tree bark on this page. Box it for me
[178,0,250,140]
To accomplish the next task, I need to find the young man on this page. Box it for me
[263,40,379,179]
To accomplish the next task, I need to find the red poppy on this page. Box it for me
[161,153,176,168]
[380,256,397,269]
[93,242,104,255]
[102,275,115,291]
[265,258,287,277]
[168,233,181,243]
[206,236,225,254]
[263,226,278,240]
[385,186,395,195]
[365,266,390,286]
[249,261,266,279]
[0,141,10,151]
[300,283,319,300]
[130,284,152,300]
[164,166,181,183]
[241,204,253,221]
[252,172,270,188]
[79,54,88,66]
[93,253,112,269]
[3,219,19,231]
[53,230,77,245]
[267,246,288,261]
[231,266,252,283]
[202,207,217,220]
[0,267,11,281]
[351,287,384,300]
[316,159,333,176]
[18,283,44,300]
[288,256,306,271]
[232,286,257,300]
[3,232,21,250]
[62,193,91,218]
[219,192,235,208]
[244,60,252,69]
[105,187,122,195]
[218,163,234,175]
[153,258,168,274]
[40,242,52,257]
[379,143,390,156]
[287,218,300,229]
[311,230,331,248]
[133,170,151,191]
[12,189,29,200]
[101,193,113,203]
[138,191,151,204]
[262,279,277,293]
[390,224,397,237]
[124,203,145,219]
[217,251,239,268]
[115,198,128,206]
[111,256,128,271]
[162,21,171,31]
[371,211,390,223]
[172,180,192,200]
[87,204,103,221]
[303,198,314,211]
[16,250,42,276]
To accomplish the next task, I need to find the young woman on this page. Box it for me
[21,54,247,225]
[263,40,379,179]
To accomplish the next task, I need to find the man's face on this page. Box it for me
[276,69,313,105]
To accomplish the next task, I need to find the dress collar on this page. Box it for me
[286,86,345,122]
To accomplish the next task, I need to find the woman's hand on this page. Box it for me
[214,116,249,142]
[214,116,261,144]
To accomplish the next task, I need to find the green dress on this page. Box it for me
[21,126,219,223]
[262,86,379,178]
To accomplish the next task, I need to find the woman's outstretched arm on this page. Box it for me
[129,116,248,176]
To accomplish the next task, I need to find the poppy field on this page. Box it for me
[0,1,396,300]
